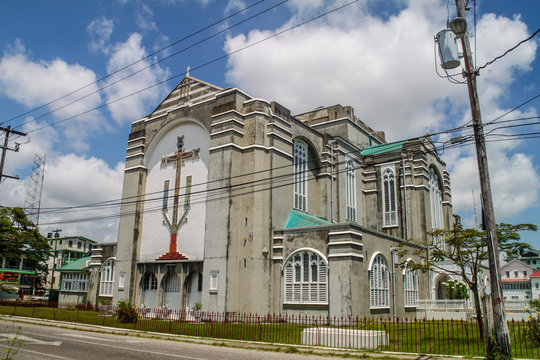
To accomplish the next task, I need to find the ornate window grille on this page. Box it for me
[284,250,328,304]
[369,254,390,308]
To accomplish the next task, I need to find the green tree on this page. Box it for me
[0,207,51,287]
[399,222,537,340]
[443,279,470,300]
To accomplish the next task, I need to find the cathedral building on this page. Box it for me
[112,75,454,318]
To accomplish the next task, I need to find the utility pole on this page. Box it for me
[0,126,27,182]
[50,229,62,291]
[451,0,510,357]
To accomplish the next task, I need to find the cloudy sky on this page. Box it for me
[1,0,539,246]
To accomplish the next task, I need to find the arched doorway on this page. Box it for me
[183,270,202,310]
[435,274,451,299]
[141,272,158,308]
[162,270,181,310]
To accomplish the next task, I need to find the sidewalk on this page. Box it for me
[1,314,469,360]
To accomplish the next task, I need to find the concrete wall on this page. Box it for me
[115,76,454,318]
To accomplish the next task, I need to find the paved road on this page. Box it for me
[0,321,368,360]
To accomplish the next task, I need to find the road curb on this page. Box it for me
[1,314,467,360]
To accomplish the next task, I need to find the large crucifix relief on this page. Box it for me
[157,135,200,261]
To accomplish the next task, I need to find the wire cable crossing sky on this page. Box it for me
[0,0,538,246]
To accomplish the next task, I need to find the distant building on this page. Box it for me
[58,242,117,307]
[0,257,40,295]
[508,249,540,270]
[57,257,91,305]
[45,235,96,290]
[531,270,540,300]
[501,259,535,301]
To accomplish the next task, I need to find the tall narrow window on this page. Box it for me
[99,258,115,297]
[184,176,192,210]
[404,262,419,307]
[382,166,397,226]
[283,250,327,304]
[162,180,170,210]
[346,160,357,221]
[429,168,444,248]
[293,140,308,212]
[369,254,390,308]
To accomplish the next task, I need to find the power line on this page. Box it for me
[9,0,290,132]
[1,0,269,126]
[477,27,540,73]
[26,129,540,227]
[15,0,363,137]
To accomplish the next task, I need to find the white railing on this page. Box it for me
[417,299,473,312]
[417,299,529,313]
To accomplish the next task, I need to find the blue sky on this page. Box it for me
[0,0,539,248]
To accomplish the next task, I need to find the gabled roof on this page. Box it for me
[148,75,223,117]
[57,257,91,271]
[284,210,332,228]
[530,270,540,278]
[501,258,536,272]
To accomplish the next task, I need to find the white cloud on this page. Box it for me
[1,153,124,243]
[103,33,170,124]
[223,0,540,223]
[224,1,461,140]
[0,42,105,151]
[87,17,114,54]
[225,0,246,14]
[135,3,158,32]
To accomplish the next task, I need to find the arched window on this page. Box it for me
[142,272,158,291]
[346,160,357,221]
[429,167,445,247]
[99,258,115,297]
[382,166,397,226]
[162,271,180,293]
[403,261,419,307]
[283,250,327,304]
[369,254,389,308]
[293,140,308,212]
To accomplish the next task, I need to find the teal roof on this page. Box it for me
[57,256,91,271]
[361,140,405,156]
[284,210,332,228]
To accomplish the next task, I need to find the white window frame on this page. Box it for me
[381,165,397,226]
[403,261,419,308]
[293,140,308,212]
[142,272,158,291]
[99,258,115,297]
[118,272,126,290]
[369,254,390,309]
[283,249,328,305]
[61,272,89,292]
[429,167,445,248]
[209,271,219,292]
[346,159,357,221]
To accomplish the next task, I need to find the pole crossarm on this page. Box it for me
[0,126,28,183]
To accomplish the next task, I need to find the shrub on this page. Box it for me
[115,301,138,323]
[525,299,540,345]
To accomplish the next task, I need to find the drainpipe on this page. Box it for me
[390,247,397,321]
[401,153,409,240]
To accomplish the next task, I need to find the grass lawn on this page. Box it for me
[1,304,539,359]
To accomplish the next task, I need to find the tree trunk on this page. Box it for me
[472,284,485,340]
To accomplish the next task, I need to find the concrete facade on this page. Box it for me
[113,76,454,318]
